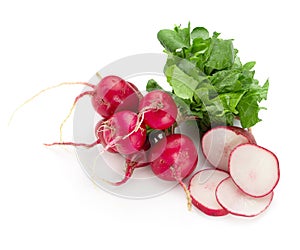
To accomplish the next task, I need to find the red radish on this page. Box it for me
[95,119,118,153]
[150,134,198,210]
[189,169,229,216]
[229,143,280,197]
[103,130,169,186]
[46,111,147,155]
[101,110,146,155]
[216,177,273,217]
[9,75,142,142]
[91,76,142,118]
[201,126,256,172]
[138,90,177,129]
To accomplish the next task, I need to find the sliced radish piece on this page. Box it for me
[216,177,273,217]
[201,126,256,172]
[189,169,229,216]
[229,143,280,197]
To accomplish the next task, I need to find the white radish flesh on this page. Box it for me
[201,126,256,172]
[229,143,280,197]
[216,177,273,217]
[189,169,229,216]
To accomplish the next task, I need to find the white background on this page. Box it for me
[1,0,299,249]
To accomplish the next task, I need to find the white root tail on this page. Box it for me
[9,81,95,126]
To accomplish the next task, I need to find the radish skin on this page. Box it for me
[138,90,177,130]
[92,76,141,118]
[95,119,118,153]
[45,111,147,155]
[150,134,198,181]
[101,111,147,155]
[150,134,198,210]
[189,169,229,216]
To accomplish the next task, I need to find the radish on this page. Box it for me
[100,110,146,155]
[103,130,169,186]
[92,76,142,118]
[189,169,229,216]
[46,110,147,156]
[216,177,274,217]
[229,143,280,197]
[47,113,148,186]
[95,119,118,153]
[138,90,177,130]
[149,134,198,210]
[201,126,256,172]
[10,75,142,142]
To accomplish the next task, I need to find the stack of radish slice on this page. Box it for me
[189,126,280,217]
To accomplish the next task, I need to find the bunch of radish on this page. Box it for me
[40,75,199,209]
[189,126,280,217]
[12,73,280,217]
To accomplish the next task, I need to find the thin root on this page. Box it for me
[44,139,100,148]
[170,167,192,211]
[97,165,135,186]
[103,136,122,152]
[129,102,160,134]
[121,104,156,140]
[178,180,192,211]
[122,111,145,140]
[108,164,135,186]
[135,111,145,132]
[90,149,106,181]
[8,81,95,125]
[59,90,94,141]
[95,122,110,135]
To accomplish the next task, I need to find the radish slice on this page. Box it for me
[216,177,273,217]
[201,126,256,172]
[189,169,229,216]
[229,143,280,197]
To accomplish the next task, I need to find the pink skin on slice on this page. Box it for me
[216,177,274,217]
[229,143,280,197]
[201,126,256,172]
[189,169,229,216]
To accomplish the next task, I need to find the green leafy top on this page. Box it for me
[155,23,269,131]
